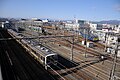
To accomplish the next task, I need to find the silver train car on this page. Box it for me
[21,39,58,70]
[8,29,58,70]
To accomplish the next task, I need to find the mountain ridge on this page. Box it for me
[92,20,120,25]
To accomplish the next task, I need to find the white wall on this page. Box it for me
[65,23,79,30]
[89,23,97,30]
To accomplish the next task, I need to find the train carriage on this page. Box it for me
[8,29,58,70]
[80,31,99,42]
[21,39,58,70]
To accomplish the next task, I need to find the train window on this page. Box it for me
[31,48,36,54]
[34,51,37,54]
[40,56,42,59]
[47,55,57,65]
[40,56,45,61]
[118,38,120,42]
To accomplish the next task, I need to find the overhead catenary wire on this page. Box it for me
[0,35,74,41]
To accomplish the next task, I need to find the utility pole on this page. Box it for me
[105,32,110,52]
[85,28,88,58]
[30,21,33,44]
[77,27,79,42]
[83,27,88,58]
[38,26,40,43]
[70,36,74,61]
[63,23,65,36]
[109,37,120,80]
[104,32,107,52]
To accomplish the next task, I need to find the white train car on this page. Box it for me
[21,39,58,70]
[8,29,58,70]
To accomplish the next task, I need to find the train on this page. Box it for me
[21,39,58,69]
[7,29,58,70]
[80,31,99,42]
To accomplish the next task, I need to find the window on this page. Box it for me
[118,38,120,42]
[41,56,45,61]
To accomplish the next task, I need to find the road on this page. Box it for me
[0,28,56,80]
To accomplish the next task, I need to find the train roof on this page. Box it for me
[35,45,57,57]
[8,29,57,57]
[8,29,23,38]
[22,39,57,57]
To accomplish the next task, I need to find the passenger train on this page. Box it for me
[7,29,58,70]
[21,39,58,69]
[80,31,99,42]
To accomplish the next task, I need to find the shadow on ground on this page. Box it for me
[60,60,103,77]
[50,54,79,70]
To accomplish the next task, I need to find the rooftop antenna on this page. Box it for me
[74,15,76,23]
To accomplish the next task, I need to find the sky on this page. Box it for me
[0,0,120,21]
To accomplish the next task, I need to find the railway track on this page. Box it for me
[43,26,106,51]
[13,28,120,80]
[44,43,111,80]
[0,29,57,80]
[56,38,118,63]
[43,40,119,80]
[45,26,120,79]
[48,56,95,80]
[0,30,17,80]
[18,30,98,79]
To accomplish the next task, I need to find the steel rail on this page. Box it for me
[0,35,74,41]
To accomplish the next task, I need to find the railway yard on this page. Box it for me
[0,29,57,80]
[0,23,120,80]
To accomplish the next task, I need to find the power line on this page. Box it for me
[0,35,74,41]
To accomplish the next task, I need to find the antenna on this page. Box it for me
[73,15,76,23]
